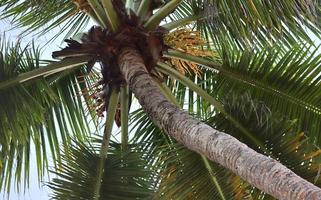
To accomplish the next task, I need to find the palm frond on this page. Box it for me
[144,0,182,30]
[167,0,321,47]
[0,38,96,193]
[164,43,321,145]
[0,40,55,192]
[155,144,249,200]
[0,0,91,40]
[215,44,321,145]
[120,85,130,150]
[48,140,156,200]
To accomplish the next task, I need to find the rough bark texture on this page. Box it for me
[118,47,321,200]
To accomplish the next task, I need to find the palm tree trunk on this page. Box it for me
[118,47,321,200]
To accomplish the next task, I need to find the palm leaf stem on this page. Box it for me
[156,64,223,111]
[162,15,202,30]
[144,0,182,30]
[125,0,134,10]
[155,79,180,106]
[101,0,120,32]
[201,155,227,200]
[77,74,98,125]
[120,85,129,150]
[0,57,90,91]
[93,87,119,200]
[137,0,151,21]
[164,49,220,68]
[86,0,109,28]
[164,49,321,115]
[125,0,140,13]
[87,9,104,27]
[156,62,268,153]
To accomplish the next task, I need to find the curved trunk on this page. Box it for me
[118,47,321,200]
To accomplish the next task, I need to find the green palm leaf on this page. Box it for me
[0,0,91,40]
[164,42,321,145]
[167,0,321,47]
[155,145,243,200]
[48,140,156,200]
[0,40,55,192]
[0,38,95,193]
[215,44,321,144]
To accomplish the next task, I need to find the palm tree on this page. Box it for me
[1,0,321,199]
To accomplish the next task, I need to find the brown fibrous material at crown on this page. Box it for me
[52,1,168,121]
[53,11,168,87]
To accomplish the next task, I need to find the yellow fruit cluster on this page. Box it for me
[164,29,212,75]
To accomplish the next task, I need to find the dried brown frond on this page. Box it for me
[164,29,213,75]
[71,0,92,13]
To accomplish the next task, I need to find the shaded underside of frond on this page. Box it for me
[214,44,321,144]
[48,141,156,200]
